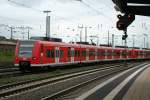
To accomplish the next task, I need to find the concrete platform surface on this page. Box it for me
[123,67,150,100]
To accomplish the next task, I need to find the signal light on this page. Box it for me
[117,20,126,30]
[128,14,135,21]
[122,34,128,40]
[116,14,135,30]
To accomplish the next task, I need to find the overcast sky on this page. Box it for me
[0,0,150,47]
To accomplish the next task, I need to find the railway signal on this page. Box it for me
[122,34,128,40]
[116,14,135,30]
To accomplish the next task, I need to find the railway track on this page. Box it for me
[42,63,146,100]
[0,67,20,77]
[0,62,143,100]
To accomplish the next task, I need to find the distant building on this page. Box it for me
[0,36,6,40]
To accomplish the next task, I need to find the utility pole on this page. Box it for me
[78,25,83,42]
[143,34,147,49]
[9,27,15,40]
[84,26,92,43]
[43,10,51,38]
[26,27,32,40]
[85,27,87,42]
[132,34,135,48]
[147,35,149,49]
[112,34,114,48]
[108,30,110,46]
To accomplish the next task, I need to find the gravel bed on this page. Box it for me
[0,63,123,86]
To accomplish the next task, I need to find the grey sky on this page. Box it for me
[0,0,150,47]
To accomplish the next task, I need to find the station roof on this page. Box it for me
[0,41,16,45]
[112,0,150,16]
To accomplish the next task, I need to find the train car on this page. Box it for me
[14,40,150,72]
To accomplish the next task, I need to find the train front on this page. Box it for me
[14,40,40,72]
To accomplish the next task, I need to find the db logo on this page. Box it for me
[23,58,27,60]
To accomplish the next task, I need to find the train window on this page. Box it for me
[115,52,120,56]
[19,47,32,51]
[19,47,33,58]
[68,48,71,57]
[71,50,75,57]
[99,51,105,56]
[75,50,80,57]
[82,50,86,57]
[89,50,95,56]
[107,51,112,56]
[20,40,34,46]
[129,51,132,56]
[75,51,77,57]
[60,50,64,58]
[55,50,59,57]
[78,51,80,57]
[135,52,138,56]
[46,50,54,58]
[122,51,128,57]
[140,51,143,56]
[46,50,50,58]
[97,51,101,56]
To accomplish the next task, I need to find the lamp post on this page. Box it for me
[26,27,32,40]
[78,25,83,42]
[143,33,148,49]
[43,10,51,38]
[9,26,15,40]
[84,26,92,42]
[132,34,135,48]
[112,34,114,48]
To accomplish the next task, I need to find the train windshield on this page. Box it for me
[19,40,34,58]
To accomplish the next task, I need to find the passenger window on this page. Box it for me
[82,50,86,57]
[60,50,64,58]
[68,49,71,57]
[97,51,101,56]
[46,50,54,58]
[71,50,75,57]
[89,50,95,56]
[55,50,59,57]
[75,50,80,57]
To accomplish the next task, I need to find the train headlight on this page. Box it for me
[41,53,43,57]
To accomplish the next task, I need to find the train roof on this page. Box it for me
[37,40,126,50]
[19,40,150,51]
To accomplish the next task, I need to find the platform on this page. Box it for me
[75,63,150,100]
[123,66,150,100]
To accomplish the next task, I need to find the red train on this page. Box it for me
[14,40,150,72]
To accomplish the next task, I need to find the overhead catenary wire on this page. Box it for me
[76,0,113,21]
[7,0,76,22]
[7,0,42,12]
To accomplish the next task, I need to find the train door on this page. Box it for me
[71,47,74,63]
[68,47,71,62]
[95,48,98,61]
[59,47,66,63]
[40,44,44,64]
[99,49,105,60]
[55,47,59,64]
[107,49,112,60]
[81,48,86,62]
[43,46,55,64]
[86,48,89,61]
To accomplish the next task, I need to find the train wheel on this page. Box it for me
[19,62,31,73]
